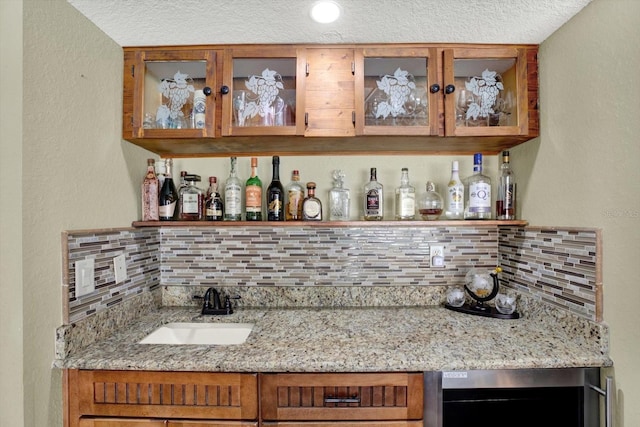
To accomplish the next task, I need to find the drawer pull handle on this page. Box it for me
[324,394,360,404]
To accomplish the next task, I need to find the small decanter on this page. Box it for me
[418,181,444,220]
[329,170,350,221]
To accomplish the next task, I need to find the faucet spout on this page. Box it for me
[201,287,233,315]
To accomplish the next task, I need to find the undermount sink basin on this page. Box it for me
[139,322,254,345]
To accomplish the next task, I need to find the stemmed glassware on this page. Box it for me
[233,91,246,127]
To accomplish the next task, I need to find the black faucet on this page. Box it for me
[201,287,239,315]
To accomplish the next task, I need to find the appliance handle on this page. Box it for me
[589,376,613,427]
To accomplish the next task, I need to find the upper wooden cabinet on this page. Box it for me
[122,44,538,157]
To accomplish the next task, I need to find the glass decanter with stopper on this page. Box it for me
[418,181,443,220]
[329,170,350,221]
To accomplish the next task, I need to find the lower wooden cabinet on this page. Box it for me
[260,373,424,423]
[65,370,258,427]
[66,371,424,427]
[79,419,257,426]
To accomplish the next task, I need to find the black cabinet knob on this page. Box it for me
[445,84,456,95]
[220,85,230,95]
[203,86,212,96]
[429,84,440,94]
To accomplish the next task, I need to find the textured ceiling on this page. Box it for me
[67,0,593,47]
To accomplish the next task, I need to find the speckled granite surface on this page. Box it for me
[54,304,611,373]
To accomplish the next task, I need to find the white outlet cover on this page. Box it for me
[114,254,127,284]
[75,258,95,297]
[430,245,445,268]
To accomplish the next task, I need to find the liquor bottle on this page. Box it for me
[364,167,384,221]
[179,170,188,192]
[418,181,444,220]
[445,161,464,220]
[224,157,242,221]
[394,167,416,220]
[266,156,285,221]
[329,170,350,221]
[205,176,224,221]
[285,170,304,221]
[141,158,159,221]
[179,174,204,221]
[155,158,166,189]
[302,182,322,221]
[158,158,179,221]
[245,157,262,221]
[464,153,492,219]
[496,150,517,220]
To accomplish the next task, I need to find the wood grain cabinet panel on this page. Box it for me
[66,370,258,427]
[260,373,424,422]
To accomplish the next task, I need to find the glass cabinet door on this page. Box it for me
[443,47,528,136]
[132,50,217,138]
[357,47,438,136]
[222,47,298,136]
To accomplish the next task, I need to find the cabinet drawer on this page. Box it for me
[260,373,423,421]
[79,418,257,426]
[263,423,423,427]
[71,370,258,421]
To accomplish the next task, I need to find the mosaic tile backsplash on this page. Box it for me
[63,225,601,324]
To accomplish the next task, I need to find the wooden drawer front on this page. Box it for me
[79,418,258,426]
[263,423,423,427]
[260,373,423,421]
[74,371,258,420]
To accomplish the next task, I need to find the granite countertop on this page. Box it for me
[55,306,612,372]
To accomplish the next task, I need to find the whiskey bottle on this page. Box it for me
[445,161,464,220]
[302,182,322,221]
[329,170,350,221]
[224,157,242,221]
[496,150,517,220]
[158,158,179,221]
[245,157,262,221]
[285,170,304,221]
[205,176,224,221]
[464,153,492,220]
[266,156,285,221]
[141,158,159,221]
[395,167,416,220]
[364,167,384,221]
[179,174,204,221]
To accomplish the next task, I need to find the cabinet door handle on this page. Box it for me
[351,61,355,75]
[304,112,309,126]
[444,84,456,95]
[324,395,361,404]
[590,376,613,427]
[306,63,310,76]
[352,111,356,126]
[429,84,440,94]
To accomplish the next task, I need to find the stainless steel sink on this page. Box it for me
[139,322,253,345]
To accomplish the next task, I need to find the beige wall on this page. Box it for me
[1,0,24,425]
[510,0,640,425]
[1,0,638,426]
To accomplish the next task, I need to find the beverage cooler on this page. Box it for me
[424,368,612,427]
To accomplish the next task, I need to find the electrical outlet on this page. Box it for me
[430,245,445,268]
[75,258,95,297]
[114,254,127,284]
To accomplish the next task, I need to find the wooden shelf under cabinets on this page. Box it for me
[132,220,528,228]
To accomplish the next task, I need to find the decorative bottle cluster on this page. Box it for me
[140,153,517,223]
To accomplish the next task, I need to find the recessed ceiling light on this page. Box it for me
[310,1,341,24]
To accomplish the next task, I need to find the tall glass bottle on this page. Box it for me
[395,167,415,220]
[302,182,322,221]
[285,170,304,221]
[267,156,285,221]
[141,158,159,221]
[496,150,517,220]
[179,174,204,221]
[329,170,350,221]
[158,158,179,221]
[364,167,384,221]
[205,176,224,221]
[245,157,262,221]
[445,160,464,220]
[224,157,242,221]
[464,153,492,220]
